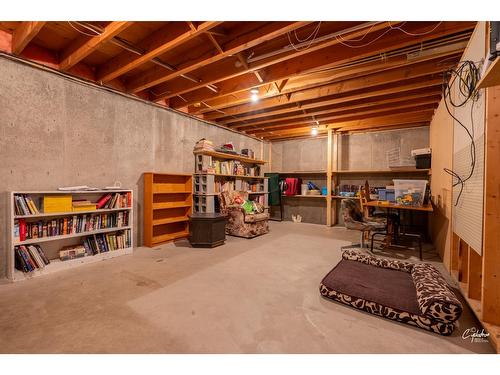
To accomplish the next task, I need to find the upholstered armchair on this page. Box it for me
[219,191,269,238]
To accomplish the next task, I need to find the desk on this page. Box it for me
[364,201,433,212]
[365,201,433,260]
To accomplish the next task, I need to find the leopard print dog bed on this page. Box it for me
[319,250,462,335]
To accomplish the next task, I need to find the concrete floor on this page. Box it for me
[0,222,494,353]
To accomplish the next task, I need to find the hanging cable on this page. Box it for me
[67,21,101,37]
[441,60,480,206]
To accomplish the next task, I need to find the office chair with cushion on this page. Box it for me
[341,199,386,249]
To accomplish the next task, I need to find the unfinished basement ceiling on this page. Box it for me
[0,21,475,140]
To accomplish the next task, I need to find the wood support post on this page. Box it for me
[326,129,333,226]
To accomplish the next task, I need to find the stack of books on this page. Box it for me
[72,200,97,211]
[59,245,87,261]
[193,138,215,152]
[14,244,50,273]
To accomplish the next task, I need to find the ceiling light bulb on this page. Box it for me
[250,88,259,94]
[311,127,318,136]
[251,93,259,102]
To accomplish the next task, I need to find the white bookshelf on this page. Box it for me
[8,190,134,282]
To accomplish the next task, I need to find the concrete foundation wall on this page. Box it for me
[0,56,263,279]
[271,127,430,225]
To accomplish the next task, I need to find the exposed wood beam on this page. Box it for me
[12,21,45,55]
[232,91,441,130]
[188,46,464,114]
[261,112,433,140]
[60,21,132,71]
[264,121,430,140]
[213,77,443,125]
[239,95,441,132]
[97,21,221,83]
[206,32,224,53]
[206,59,450,122]
[153,21,474,103]
[126,21,313,93]
[249,105,437,135]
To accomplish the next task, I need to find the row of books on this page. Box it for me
[96,192,131,209]
[14,230,132,273]
[241,181,265,192]
[214,180,236,193]
[213,160,261,176]
[83,230,131,255]
[14,195,40,215]
[14,244,50,273]
[13,192,131,216]
[14,211,130,242]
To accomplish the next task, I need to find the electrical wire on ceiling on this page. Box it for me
[442,60,480,206]
[388,21,443,37]
[67,21,101,37]
[286,22,322,52]
[333,21,444,49]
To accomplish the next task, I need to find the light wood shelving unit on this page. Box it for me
[143,173,192,247]
[8,190,133,281]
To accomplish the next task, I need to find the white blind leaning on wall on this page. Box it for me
[452,22,486,255]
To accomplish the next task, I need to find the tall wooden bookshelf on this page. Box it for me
[8,190,133,282]
[193,151,268,214]
[143,173,192,246]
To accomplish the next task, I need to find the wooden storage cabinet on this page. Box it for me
[143,173,192,247]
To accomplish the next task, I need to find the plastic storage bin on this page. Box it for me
[393,179,427,207]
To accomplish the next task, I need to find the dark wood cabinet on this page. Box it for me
[188,213,227,248]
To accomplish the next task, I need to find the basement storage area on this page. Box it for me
[1,13,500,362]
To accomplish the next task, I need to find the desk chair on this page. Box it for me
[340,199,385,250]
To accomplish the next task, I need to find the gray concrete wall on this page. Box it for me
[271,127,430,225]
[0,56,263,279]
[338,127,429,170]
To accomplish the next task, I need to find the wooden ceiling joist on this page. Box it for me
[239,96,441,133]
[11,21,45,55]
[96,21,221,83]
[261,112,434,140]
[207,58,449,123]
[250,106,437,137]
[189,46,465,115]
[59,21,133,71]
[161,21,474,107]
[211,77,443,126]
[126,21,312,93]
[0,21,477,141]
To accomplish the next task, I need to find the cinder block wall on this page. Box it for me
[0,56,263,279]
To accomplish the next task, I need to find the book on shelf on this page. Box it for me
[83,230,131,255]
[14,244,50,273]
[14,194,40,215]
[14,192,131,216]
[212,160,261,176]
[96,192,131,209]
[59,245,86,261]
[14,211,129,242]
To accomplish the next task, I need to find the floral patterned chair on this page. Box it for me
[219,191,269,238]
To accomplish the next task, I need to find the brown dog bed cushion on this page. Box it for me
[319,250,462,335]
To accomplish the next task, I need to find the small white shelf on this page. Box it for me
[12,247,133,282]
[14,207,132,219]
[14,226,132,245]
